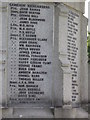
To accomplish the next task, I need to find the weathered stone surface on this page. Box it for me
[0,1,88,118]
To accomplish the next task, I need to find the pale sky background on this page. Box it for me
[84,0,90,31]
[84,0,89,18]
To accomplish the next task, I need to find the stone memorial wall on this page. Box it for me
[7,3,54,107]
[0,1,88,118]
[67,10,80,103]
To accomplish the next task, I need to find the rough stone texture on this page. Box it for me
[0,0,86,2]
[64,2,85,13]
[0,1,85,13]
[80,14,88,103]
[54,108,88,118]
[58,4,72,105]
[0,2,2,119]
[13,108,54,118]
[0,1,88,118]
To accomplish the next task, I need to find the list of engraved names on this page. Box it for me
[7,3,54,106]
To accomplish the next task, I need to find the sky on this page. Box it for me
[84,0,90,31]
[84,0,89,18]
